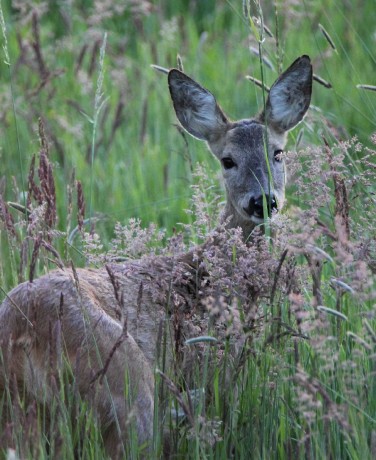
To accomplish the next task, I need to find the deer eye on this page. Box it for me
[274,149,284,162]
[222,157,237,169]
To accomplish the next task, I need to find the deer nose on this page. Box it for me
[244,195,278,219]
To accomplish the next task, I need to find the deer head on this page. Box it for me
[168,55,312,237]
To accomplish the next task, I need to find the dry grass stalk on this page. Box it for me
[0,195,17,238]
[313,73,332,89]
[156,369,195,427]
[318,23,337,51]
[76,180,85,233]
[29,234,42,283]
[245,75,270,92]
[110,98,125,142]
[40,240,64,270]
[105,264,123,321]
[305,254,323,307]
[356,84,376,92]
[27,154,43,206]
[75,43,88,75]
[323,137,350,242]
[29,13,65,96]
[90,319,129,386]
[31,11,48,79]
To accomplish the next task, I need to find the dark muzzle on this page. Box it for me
[244,194,278,219]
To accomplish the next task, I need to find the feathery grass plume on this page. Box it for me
[284,134,376,450]
[106,218,165,260]
[184,164,222,242]
[293,366,351,433]
[19,119,58,243]
[81,231,105,266]
[160,16,179,46]
[87,0,152,28]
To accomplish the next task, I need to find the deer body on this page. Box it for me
[0,56,312,457]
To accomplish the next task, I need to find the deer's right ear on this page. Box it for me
[168,69,228,141]
[262,55,312,132]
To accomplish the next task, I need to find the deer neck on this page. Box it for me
[170,192,257,281]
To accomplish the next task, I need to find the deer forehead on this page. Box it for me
[223,120,287,159]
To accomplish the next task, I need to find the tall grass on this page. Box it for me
[0,0,376,459]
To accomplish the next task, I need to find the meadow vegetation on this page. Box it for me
[0,0,376,458]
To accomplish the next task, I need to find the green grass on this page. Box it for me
[1,0,376,458]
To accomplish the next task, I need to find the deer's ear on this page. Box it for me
[262,55,312,132]
[168,69,228,141]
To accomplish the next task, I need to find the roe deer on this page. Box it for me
[0,56,312,457]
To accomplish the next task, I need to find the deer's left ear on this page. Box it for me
[261,55,313,132]
[168,69,229,141]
